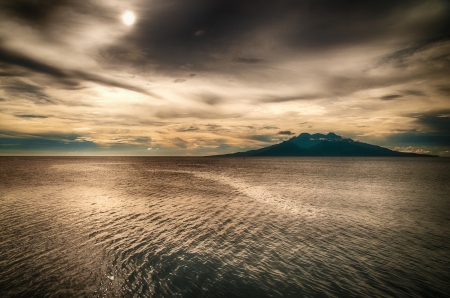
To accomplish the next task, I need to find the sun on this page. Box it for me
[122,11,136,26]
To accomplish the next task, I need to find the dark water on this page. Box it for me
[0,157,449,297]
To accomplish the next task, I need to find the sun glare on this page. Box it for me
[122,11,135,26]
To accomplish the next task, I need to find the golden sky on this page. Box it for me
[0,0,449,155]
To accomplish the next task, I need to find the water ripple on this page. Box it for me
[0,157,449,297]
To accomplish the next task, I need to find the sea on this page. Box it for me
[0,157,449,297]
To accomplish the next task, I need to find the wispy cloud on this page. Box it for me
[379,94,403,100]
[15,114,48,119]
[232,57,264,64]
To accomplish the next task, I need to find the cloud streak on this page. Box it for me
[0,46,155,96]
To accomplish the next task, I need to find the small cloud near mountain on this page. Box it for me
[277,131,295,135]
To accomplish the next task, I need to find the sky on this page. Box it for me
[0,0,449,156]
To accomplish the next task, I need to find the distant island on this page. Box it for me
[217,132,437,157]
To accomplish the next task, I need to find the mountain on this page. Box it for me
[218,132,437,157]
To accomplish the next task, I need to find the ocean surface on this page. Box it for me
[0,157,449,298]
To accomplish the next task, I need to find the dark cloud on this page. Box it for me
[4,0,449,81]
[3,0,450,77]
[391,129,418,133]
[172,137,188,148]
[232,57,264,64]
[134,137,152,143]
[379,37,450,69]
[382,110,450,148]
[379,94,403,100]
[412,110,450,135]
[0,67,27,77]
[102,0,450,72]
[278,131,295,135]
[0,0,110,28]
[0,0,76,26]
[196,93,223,106]
[4,80,54,104]
[154,107,239,119]
[386,133,450,147]
[3,80,90,106]
[69,70,155,96]
[0,46,155,96]
[326,41,450,97]
[380,44,426,69]
[5,81,45,95]
[263,126,279,130]
[401,90,425,96]
[173,73,196,83]
[260,94,323,103]
[109,136,152,145]
[205,124,220,128]
[0,46,68,78]
[175,126,199,132]
[281,1,423,49]
[204,124,224,132]
[436,85,450,95]
[15,114,48,119]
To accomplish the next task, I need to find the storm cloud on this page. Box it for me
[412,110,450,135]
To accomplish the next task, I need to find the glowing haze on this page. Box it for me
[0,0,449,156]
[122,11,136,26]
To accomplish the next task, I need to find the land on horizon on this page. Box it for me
[0,131,440,157]
[216,132,439,157]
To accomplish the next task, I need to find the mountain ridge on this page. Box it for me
[216,132,437,157]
